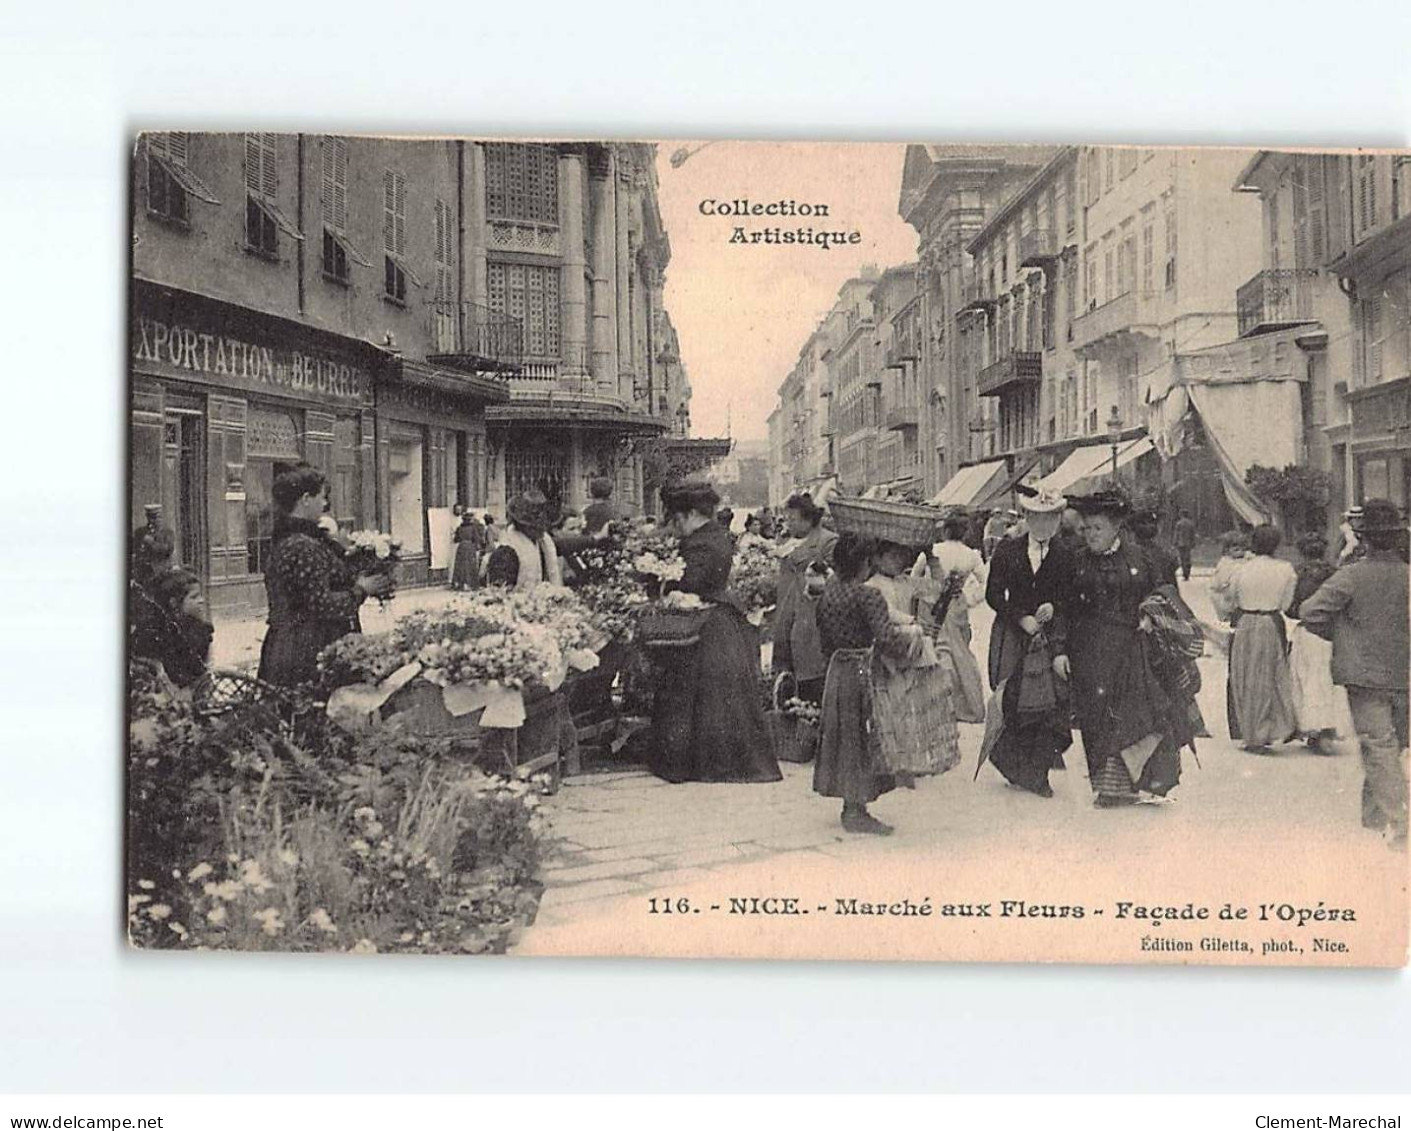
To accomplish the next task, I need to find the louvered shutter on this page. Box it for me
[383,170,396,253]
[395,172,406,255]
[166,132,189,165]
[244,134,260,193]
[259,133,277,197]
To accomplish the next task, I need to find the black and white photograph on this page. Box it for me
[123,135,1409,964]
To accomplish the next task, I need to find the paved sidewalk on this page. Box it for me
[209,584,471,671]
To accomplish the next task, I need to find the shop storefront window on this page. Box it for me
[245,408,303,576]
[389,430,426,555]
[506,447,568,509]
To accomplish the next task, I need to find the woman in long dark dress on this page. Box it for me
[647,482,782,785]
[257,464,390,688]
[450,508,486,590]
[1052,490,1198,807]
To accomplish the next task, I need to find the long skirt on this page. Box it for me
[451,543,481,589]
[870,655,960,776]
[982,678,1072,793]
[931,606,986,723]
[258,616,357,688]
[1229,612,1297,748]
[1289,622,1350,738]
[648,606,782,784]
[1092,736,1182,799]
[814,648,895,804]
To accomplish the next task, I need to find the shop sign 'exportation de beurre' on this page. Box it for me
[132,315,369,405]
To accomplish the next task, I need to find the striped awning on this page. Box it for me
[929,459,1007,507]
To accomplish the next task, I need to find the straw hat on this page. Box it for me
[1016,484,1066,514]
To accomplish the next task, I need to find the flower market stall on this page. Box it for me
[318,586,608,782]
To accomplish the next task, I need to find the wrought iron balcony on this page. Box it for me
[1019,228,1063,268]
[1236,269,1320,338]
[427,300,523,374]
[885,404,919,431]
[1070,290,1162,353]
[977,350,1043,397]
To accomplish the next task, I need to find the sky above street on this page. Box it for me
[655,141,920,441]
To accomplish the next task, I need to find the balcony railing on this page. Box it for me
[1019,228,1063,268]
[1070,290,1162,352]
[1237,269,1320,338]
[977,350,1043,397]
[427,300,523,374]
[885,404,919,431]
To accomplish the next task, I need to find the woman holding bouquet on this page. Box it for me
[257,464,390,687]
[648,481,781,785]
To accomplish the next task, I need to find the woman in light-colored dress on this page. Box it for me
[913,513,988,723]
[1228,524,1299,753]
[1288,531,1352,751]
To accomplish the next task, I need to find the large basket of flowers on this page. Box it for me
[827,496,942,547]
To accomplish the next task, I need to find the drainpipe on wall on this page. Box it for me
[296,134,306,315]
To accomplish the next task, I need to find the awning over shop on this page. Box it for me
[808,476,840,506]
[973,456,1039,510]
[1143,333,1305,525]
[1037,436,1154,496]
[928,459,1007,507]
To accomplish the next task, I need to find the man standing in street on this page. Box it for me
[1174,510,1197,582]
[1298,498,1409,850]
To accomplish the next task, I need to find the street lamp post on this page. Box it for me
[1106,405,1124,484]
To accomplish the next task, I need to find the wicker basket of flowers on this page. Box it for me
[827,496,942,547]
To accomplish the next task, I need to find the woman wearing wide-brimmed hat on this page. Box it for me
[978,486,1076,797]
[484,489,563,592]
[1052,488,1199,807]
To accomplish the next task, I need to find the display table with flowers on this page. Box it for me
[318,586,609,781]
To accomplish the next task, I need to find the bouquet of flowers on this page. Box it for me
[630,550,685,583]
[346,529,402,606]
[731,532,778,615]
[576,579,650,645]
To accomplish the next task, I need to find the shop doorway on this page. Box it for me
[162,411,204,573]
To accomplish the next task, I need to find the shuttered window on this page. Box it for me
[383,170,407,256]
[383,169,414,303]
[1141,211,1155,292]
[244,133,277,198]
[487,261,560,358]
[145,131,219,224]
[1354,155,1380,242]
[485,143,559,224]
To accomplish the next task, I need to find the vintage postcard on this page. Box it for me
[126,135,1409,965]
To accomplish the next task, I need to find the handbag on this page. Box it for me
[1014,635,1059,714]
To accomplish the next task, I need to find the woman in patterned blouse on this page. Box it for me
[257,464,391,687]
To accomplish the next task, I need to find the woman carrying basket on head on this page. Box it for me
[812,500,963,835]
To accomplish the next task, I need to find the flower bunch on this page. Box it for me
[731,532,779,613]
[318,632,413,688]
[345,529,402,607]
[630,550,686,582]
[782,696,822,725]
[417,625,562,691]
[658,590,708,611]
[576,580,650,644]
